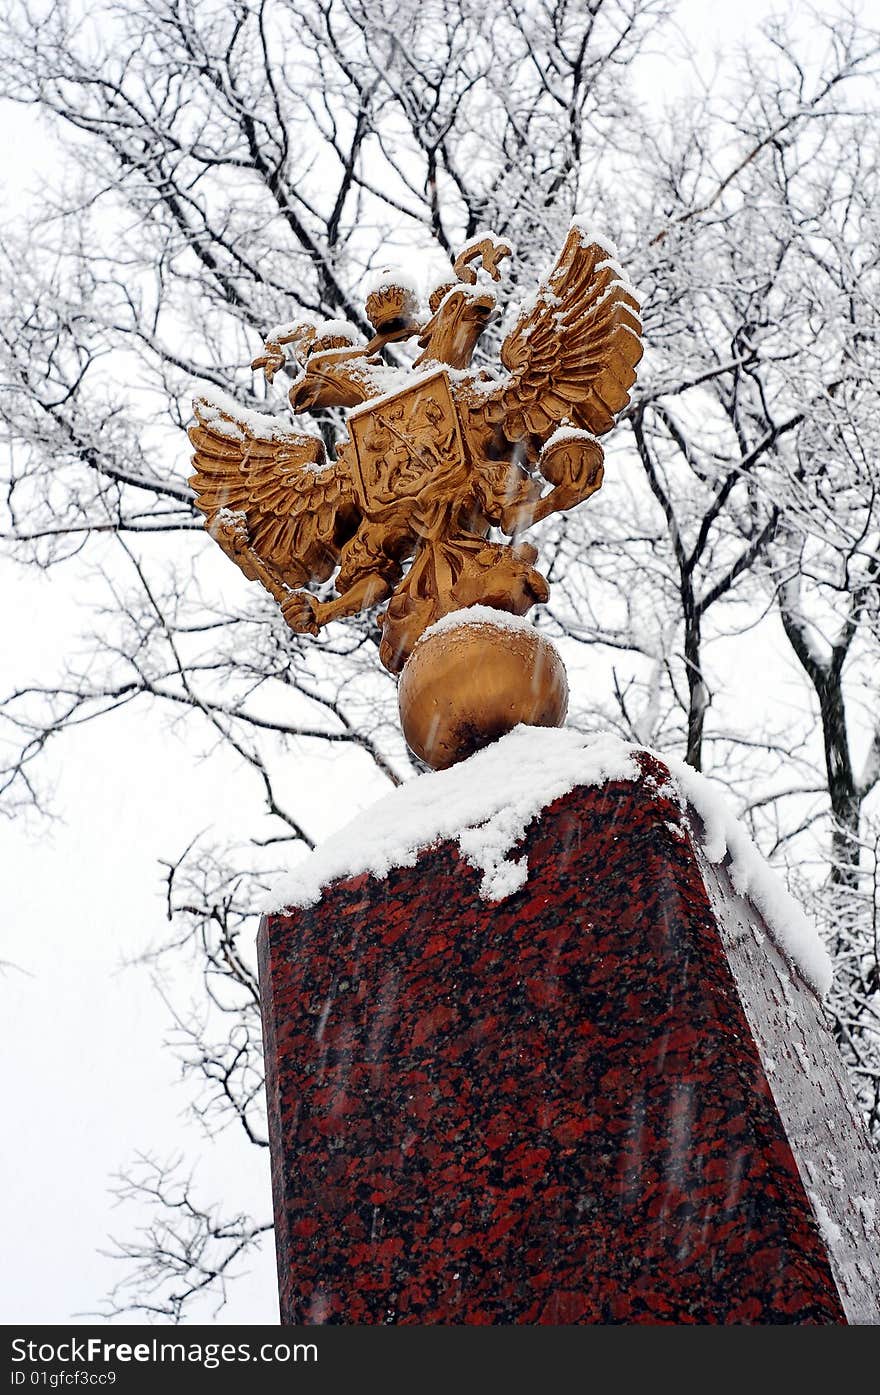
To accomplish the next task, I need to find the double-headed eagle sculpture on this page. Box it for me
[189,219,642,764]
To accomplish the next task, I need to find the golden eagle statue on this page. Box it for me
[188,220,642,765]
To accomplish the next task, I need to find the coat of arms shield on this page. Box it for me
[346,368,468,516]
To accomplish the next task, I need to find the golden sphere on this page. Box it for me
[398,614,569,770]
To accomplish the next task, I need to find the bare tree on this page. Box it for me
[2,0,879,1317]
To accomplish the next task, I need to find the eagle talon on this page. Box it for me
[281,589,320,636]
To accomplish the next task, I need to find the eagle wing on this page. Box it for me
[475,224,643,443]
[188,392,359,588]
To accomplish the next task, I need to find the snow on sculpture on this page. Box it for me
[188,222,643,767]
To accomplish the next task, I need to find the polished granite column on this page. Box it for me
[258,752,880,1324]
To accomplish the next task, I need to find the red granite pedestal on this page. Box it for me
[258,752,880,1324]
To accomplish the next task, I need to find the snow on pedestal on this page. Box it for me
[259,727,880,1324]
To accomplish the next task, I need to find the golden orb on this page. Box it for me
[398,613,569,771]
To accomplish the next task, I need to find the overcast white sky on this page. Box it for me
[0,0,836,1326]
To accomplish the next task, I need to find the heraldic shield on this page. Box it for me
[347,369,468,517]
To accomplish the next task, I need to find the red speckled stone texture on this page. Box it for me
[258,751,880,1325]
